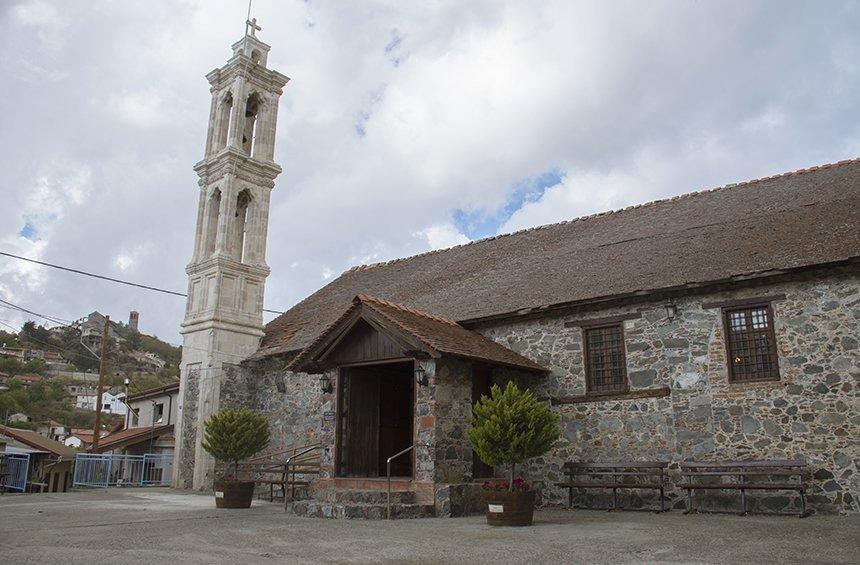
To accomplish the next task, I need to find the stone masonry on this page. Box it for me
[231,267,858,515]
[479,268,859,514]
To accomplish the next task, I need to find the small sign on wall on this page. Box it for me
[488,504,504,513]
[323,411,336,421]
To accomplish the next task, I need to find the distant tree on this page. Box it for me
[22,358,48,375]
[0,358,24,377]
[20,321,53,345]
[0,329,22,348]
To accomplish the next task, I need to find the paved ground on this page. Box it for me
[0,488,857,564]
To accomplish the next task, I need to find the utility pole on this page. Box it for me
[90,316,110,453]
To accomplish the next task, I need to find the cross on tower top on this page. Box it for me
[246,17,261,37]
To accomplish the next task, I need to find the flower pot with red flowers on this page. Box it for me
[469,382,559,526]
[201,408,271,509]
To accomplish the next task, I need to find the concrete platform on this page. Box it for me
[0,488,857,564]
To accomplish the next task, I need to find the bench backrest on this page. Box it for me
[681,459,806,470]
[564,461,668,469]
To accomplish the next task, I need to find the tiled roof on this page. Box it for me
[290,295,547,373]
[259,158,860,358]
[92,425,174,453]
[0,426,78,459]
[127,382,179,402]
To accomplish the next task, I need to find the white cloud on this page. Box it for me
[416,225,471,250]
[11,0,68,50]
[115,255,133,271]
[107,89,188,129]
[0,0,858,341]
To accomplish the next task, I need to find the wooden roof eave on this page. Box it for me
[292,305,439,374]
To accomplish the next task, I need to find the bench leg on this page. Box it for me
[659,487,666,513]
[568,487,573,509]
[739,489,747,516]
[799,489,809,518]
[684,489,695,515]
[610,487,619,511]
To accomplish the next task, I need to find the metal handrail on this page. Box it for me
[284,444,321,511]
[387,443,426,520]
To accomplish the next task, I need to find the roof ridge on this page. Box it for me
[355,294,461,326]
[344,157,860,273]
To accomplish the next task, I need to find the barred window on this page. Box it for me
[584,324,628,394]
[724,305,779,382]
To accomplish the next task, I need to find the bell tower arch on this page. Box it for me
[174,21,289,490]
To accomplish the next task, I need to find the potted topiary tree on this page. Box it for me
[202,408,271,509]
[469,381,559,526]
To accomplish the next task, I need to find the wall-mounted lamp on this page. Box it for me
[664,302,678,321]
[319,374,333,394]
[415,365,429,387]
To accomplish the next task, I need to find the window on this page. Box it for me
[724,304,779,382]
[154,402,165,424]
[584,324,628,394]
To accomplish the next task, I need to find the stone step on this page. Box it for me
[288,500,436,520]
[327,489,416,505]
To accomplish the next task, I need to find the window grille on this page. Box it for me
[584,324,628,394]
[724,305,780,382]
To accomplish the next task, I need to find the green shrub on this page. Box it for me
[468,381,560,491]
[201,408,270,479]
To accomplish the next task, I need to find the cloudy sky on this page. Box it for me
[0,0,858,344]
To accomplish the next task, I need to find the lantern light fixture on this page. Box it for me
[664,301,678,321]
[319,374,333,394]
[415,365,429,387]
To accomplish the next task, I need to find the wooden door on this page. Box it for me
[377,369,414,476]
[472,364,494,479]
[343,368,380,476]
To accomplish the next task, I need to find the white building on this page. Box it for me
[92,383,179,456]
[74,390,127,415]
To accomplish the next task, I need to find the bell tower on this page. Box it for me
[174,20,289,490]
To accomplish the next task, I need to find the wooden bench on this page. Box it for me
[556,461,670,512]
[679,460,809,517]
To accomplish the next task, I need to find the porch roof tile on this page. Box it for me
[289,295,547,373]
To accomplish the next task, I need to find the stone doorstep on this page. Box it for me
[328,489,416,505]
[328,477,415,491]
[288,500,436,520]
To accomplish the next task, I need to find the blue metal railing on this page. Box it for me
[73,453,173,488]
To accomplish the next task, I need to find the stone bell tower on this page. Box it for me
[174,19,289,490]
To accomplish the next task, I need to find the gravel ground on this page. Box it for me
[0,488,857,564]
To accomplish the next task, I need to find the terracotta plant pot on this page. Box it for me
[214,480,255,509]
[483,490,537,526]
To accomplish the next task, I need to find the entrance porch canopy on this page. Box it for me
[288,295,548,374]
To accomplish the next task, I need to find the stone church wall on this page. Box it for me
[222,267,857,515]
[477,268,859,514]
[221,360,335,472]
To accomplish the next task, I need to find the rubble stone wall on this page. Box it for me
[477,269,859,514]
[226,268,858,515]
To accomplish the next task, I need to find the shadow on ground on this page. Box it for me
[0,488,857,564]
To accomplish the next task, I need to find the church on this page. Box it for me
[173,24,859,517]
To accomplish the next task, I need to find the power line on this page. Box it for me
[0,298,74,327]
[0,251,285,315]
[0,297,247,361]
[0,319,98,364]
